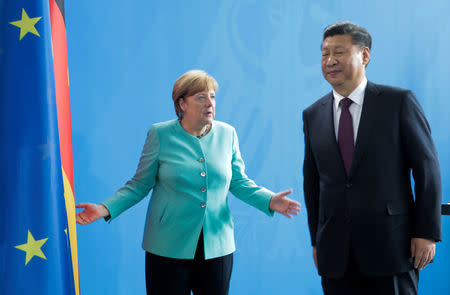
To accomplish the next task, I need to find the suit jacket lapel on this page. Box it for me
[320,92,346,175]
[349,81,381,179]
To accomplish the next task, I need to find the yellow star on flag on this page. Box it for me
[15,230,48,265]
[9,8,42,41]
[64,228,69,246]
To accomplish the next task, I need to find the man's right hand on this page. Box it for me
[313,246,318,270]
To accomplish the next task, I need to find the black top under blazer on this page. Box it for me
[302,81,442,278]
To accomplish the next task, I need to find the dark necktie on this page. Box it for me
[338,97,354,176]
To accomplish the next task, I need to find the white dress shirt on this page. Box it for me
[333,77,368,143]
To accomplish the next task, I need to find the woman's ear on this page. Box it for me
[179,97,186,112]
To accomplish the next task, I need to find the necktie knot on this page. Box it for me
[340,97,353,109]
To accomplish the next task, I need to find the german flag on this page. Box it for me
[50,1,81,295]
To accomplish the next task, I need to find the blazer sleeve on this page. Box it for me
[400,91,442,241]
[303,110,320,247]
[102,125,160,221]
[229,128,274,216]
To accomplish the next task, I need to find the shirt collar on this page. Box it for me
[333,77,368,109]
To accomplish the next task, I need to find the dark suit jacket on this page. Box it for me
[302,81,441,278]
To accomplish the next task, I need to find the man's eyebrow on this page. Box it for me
[322,44,346,50]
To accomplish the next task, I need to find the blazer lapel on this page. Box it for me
[320,92,346,175]
[349,81,381,179]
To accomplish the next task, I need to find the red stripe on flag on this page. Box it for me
[49,0,74,190]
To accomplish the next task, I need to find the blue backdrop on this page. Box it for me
[66,1,450,294]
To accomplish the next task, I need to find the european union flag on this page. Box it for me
[0,0,79,294]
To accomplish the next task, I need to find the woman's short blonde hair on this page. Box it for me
[172,70,219,119]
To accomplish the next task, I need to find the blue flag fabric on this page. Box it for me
[0,0,76,294]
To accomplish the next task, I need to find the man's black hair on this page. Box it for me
[323,21,372,49]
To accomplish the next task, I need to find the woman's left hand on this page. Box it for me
[269,189,301,218]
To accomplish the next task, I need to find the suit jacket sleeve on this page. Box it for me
[102,125,160,221]
[302,110,320,246]
[229,128,274,216]
[400,91,442,241]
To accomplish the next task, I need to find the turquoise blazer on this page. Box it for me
[102,119,274,259]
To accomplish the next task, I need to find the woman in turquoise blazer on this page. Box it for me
[76,70,300,295]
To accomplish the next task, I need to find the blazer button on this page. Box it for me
[200,202,206,208]
[345,182,352,189]
[200,171,206,177]
[201,187,206,192]
[199,157,205,163]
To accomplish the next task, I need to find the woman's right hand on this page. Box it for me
[75,203,110,225]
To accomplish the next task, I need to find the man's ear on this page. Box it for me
[362,47,371,67]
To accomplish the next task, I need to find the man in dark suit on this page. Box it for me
[302,21,441,295]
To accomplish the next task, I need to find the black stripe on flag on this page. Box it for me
[55,0,65,22]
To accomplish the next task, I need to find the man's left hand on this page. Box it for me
[411,237,436,270]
